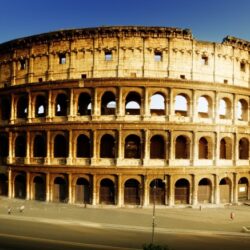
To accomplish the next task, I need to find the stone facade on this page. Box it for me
[0,26,249,207]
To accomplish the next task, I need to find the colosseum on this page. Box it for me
[0,26,249,207]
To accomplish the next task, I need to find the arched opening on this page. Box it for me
[35,95,47,118]
[125,92,141,115]
[219,178,231,203]
[0,134,9,157]
[54,134,68,158]
[175,94,188,116]
[238,177,249,201]
[55,93,68,116]
[198,96,210,118]
[124,179,141,205]
[76,134,91,158]
[15,135,26,157]
[150,135,165,159]
[101,91,116,115]
[220,137,232,159]
[33,134,46,157]
[175,135,189,159]
[33,176,46,201]
[237,99,248,121]
[199,137,210,159]
[239,138,249,160]
[75,178,91,204]
[17,96,28,118]
[150,93,165,116]
[99,178,115,205]
[175,179,190,204]
[0,97,11,120]
[219,98,231,119]
[77,93,91,116]
[100,134,115,158]
[124,135,141,159]
[53,177,68,202]
[0,174,8,196]
[198,178,212,204]
[149,179,165,205]
[14,174,26,199]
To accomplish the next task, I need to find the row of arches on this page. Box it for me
[2,173,249,205]
[0,90,248,121]
[1,133,249,160]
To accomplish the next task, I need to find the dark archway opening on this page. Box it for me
[99,178,115,205]
[149,179,165,205]
[75,178,91,204]
[76,135,91,158]
[14,174,26,199]
[78,93,91,116]
[124,179,141,205]
[150,135,165,159]
[175,179,190,204]
[35,95,47,118]
[198,178,212,204]
[53,177,68,202]
[125,135,141,159]
[34,135,46,157]
[54,135,68,158]
[33,176,46,201]
[100,134,115,158]
[0,174,8,196]
[15,135,26,157]
[55,93,68,116]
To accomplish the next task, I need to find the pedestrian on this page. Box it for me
[230,212,235,220]
[8,207,11,215]
[19,205,25,213]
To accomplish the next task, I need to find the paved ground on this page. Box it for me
[0,197,250,249]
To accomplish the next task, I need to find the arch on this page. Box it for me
[220,137,232,159]
[53,176,68,202]
[17,96,28,118]
[219,177,231,203]
[33,176,46,201]
[75,178,91,204]
[175,178,190,204]
[99,178,115,205]
[0,96,11,120]
[198,178,212,204]
[54,134,68,158]
[125,92,141,115]
[238,177,249,201]
[149,179,165,205]
[237,99,248,121]
[124,179,141,205]
[198,96,211,118]
[101,91,116,115]
[0,174,8,196]
[33,134,46,157]
[35,95,47,117]
[124,134,141,159]
[175,135,190,159]
[15,135,26,157]
[100,134,115,158]
[219,98,231,119]
[0,134,9,157]
[239,138,249,160]
[150,135,165,159]
[150,93,165,116]
[55,93,68,116]
[14,174,26,199]
[198,137,211,159]
[77,93,91,116]
[76,134,91,158]
[175,94,188,116]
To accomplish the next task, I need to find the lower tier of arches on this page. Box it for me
[2,168,250,206]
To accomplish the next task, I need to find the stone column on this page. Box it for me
[67,130,73,165]
[92,88,99,119]
[47,90,53,121]
[11,53,16,85]
[91,130,97,165]
[168,88,174,118]
[68,40,76,79]
[28,48,34,83]
[192,131,197,165]
[46,172,51,202]
[214,91,218,123]
[10,94,15,124]
[8,132,13,164]
[143,129,150,165]
[169,130,175,164]
[214,174,220,204]
[26,131,31,164]
[143,87,150,118]
[8,168,13,198]
[143,175,149,207]
[68,173,72,204]
[192,174,198,206]
[46,131,51,165]
[92,175,97,205]
[26,172,30,200]
[233,173,238,204]
[233,94,237,124]
[192,90,197,122]
[117,87,124,118]
[47,43,54,81]
[117,174,123,207]
[168,175,174,206]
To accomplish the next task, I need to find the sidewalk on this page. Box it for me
[0,197,250,236]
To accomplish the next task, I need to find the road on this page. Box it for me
[0,216,250,250]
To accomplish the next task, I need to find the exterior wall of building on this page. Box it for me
[0,26,249,207]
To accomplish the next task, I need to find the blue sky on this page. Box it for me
[0,0,250,44]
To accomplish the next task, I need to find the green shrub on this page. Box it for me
[142,243,170,250]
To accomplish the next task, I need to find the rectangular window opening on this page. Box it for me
[81,74,87,79]
[38,78,43,82]
[240,62,246,72]
[20,59,26,70]
[180,74,185,79]
[224,79,228,84]
[154,51,162,62]
[201,55,208,65]
[105,51,112,61]
[59,54,66,64]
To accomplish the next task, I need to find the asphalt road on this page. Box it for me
[0,217,250,250]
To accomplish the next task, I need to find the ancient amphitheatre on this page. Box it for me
[0,26,249,207]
